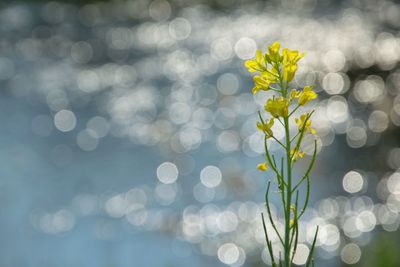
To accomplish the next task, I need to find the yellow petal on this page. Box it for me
[252,86,260,94]
[256,50,263,63]
[267,118,274,127]
[244,60,259,72]
[295,117,300,126]
[254,76,270,88]
[283,63,298,82]
[290,89,300,100]
[268,41,280,55]
[256,121,264,131]
[257,162,268,172]
[267,41,281,62]
[298,90,317,105]
[304,86,312,92]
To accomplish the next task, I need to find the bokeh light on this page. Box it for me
[2,0,400,266]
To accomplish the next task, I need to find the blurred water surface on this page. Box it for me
[1,0,400,266]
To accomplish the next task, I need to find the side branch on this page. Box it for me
[261,213,277,267]
[265,182,284,245]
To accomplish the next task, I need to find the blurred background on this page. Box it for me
[0,0,400,266]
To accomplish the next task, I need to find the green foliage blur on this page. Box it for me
[348,232,400,267]
[10,0,102,3]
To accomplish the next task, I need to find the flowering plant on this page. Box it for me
[245,42,318,267]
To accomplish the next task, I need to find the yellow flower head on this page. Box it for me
[257,162,268,172]
[257,118,274,137]
[252,71,278,94]
[290,89,301,100]
[282,48,304,82]
[295,114,317,135]
[283,64,297,82]
[298,86,317,105]
[266,41,281,63]
[244,49,266,72]
[265,97,289,118]
[252,76,269,94]
[291,148,305,160]
[283,48,304,65]
[290,148,305,161]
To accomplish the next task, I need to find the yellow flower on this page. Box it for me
[266,41,281,63]
[257,162,268,172]
[290,89,301,100]
[290,148,305,161]
[265,97,289,118]
[283,48,304,65]
[244,49,266,72]
[252,70,278,94]
[283,63,297,82]
[295,114,317,135]
[252,76,268,94]
[282,48,304,82]
[298,86,317,105]
[257,118,274,137]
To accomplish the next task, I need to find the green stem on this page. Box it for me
[279,74,292,267]
[290,132,300,144]
[265,182,284,245]
[269,87,283,93]
[271,136,286,148]
[283,114,292,267]
[288,104,300,117]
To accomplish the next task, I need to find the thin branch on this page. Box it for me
[277,117,285,127]
[271,136,286,148]
[258,112,283,180]
[264,135,284,181]
[261,213,276,266]
[305,226,319,267]
[265,182,284,245]
[290,192,300,264]
[272,155,286,191]
[288,104,300,117]
[279,156,287,203]
[297,174,310,221]
[290,111,315,162]
[293,140,317,220]
[290,132,300,144]
[269,86,282,93]
[292,140,317,193]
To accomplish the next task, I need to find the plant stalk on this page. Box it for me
[283,115,292,267]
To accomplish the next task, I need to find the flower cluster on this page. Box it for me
[245,41,317,172]
[244,41,318,267]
